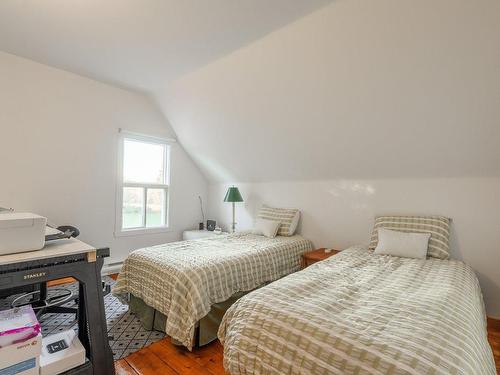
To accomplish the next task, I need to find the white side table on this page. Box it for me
[182,229,228,240]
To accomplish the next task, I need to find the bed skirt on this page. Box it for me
[129,290,250,347]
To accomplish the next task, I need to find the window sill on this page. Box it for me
[114,226,172,238]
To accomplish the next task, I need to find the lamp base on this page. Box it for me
[231,202,236,233]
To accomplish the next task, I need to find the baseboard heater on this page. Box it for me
[101,261,123,276]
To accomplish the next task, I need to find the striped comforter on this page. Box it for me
[219,246,495,375]
[112,232,312,349]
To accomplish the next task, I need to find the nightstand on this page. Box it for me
[182,229,228,240]
[301,248,340,269]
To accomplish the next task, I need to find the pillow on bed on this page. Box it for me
[252,218,281,238]
[369,215,451,259]
[257,205,300,236]
[374,228,430,259]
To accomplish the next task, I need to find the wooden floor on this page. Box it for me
[47,277,77,287]
[115,339,225,375]
[47,272,117,287]
[489,317,500,374]
[115,317,500,375]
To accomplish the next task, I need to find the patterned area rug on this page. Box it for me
[0,276,165,360]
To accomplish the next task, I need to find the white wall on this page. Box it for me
[0,51,207,264]
[208,178,500,318]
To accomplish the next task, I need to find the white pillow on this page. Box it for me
[252,218,281,238]
[374,228,431,259]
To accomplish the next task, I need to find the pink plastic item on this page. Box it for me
[0,306,41,348]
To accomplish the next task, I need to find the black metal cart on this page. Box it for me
[0,239,115,375]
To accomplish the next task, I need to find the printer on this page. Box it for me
[0,212,47,255]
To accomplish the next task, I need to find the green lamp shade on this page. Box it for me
[224,187,243,202]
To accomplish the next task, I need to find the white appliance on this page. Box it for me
[40,330,86,375]
[0,213,47,255]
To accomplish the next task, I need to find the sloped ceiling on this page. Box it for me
[1,0,499,184]
[161,0,500,183]
[0,0,332,93]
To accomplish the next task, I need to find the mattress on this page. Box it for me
[112,232,312,349]
[219,246,496,375]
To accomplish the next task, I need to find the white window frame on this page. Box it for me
[115,131,172,237]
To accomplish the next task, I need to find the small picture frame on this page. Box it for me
[207,220,216,231]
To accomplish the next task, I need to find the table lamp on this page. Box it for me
[224,186,243,233]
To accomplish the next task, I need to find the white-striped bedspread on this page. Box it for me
[112,232,312,349]
[218,246,495,375]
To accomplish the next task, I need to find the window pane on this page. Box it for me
[122,187,144,228]
[123,139,165,184]
[146,188,166,227]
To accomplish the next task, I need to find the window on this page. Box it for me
[116,132,170,236]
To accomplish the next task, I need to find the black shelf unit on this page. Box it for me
[0,247,115,375]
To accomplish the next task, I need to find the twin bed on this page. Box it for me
[113,231,313,348]
[219,246,495,374]
[113,212,496,374]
